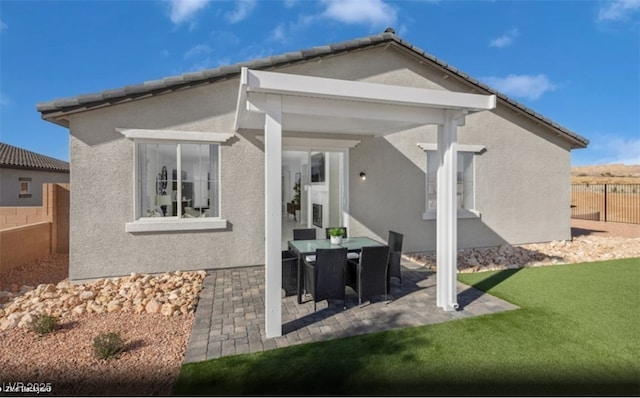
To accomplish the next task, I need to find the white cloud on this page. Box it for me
[481,74,556,101]
[226,0,257,23]
[598,0,640,21]
[586,133,640,165]
[489,28,519,48]
[184,44,212,59]
[270,23,287,43]
[321,0,397,27]
[0,20,7,30]
[283,0,298,8]
[168,0,211,24]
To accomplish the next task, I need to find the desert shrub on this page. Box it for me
[93,332,125,360]
[30,314,59,335]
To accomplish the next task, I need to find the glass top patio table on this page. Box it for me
[288,237,387,304]
[288,236,386,255]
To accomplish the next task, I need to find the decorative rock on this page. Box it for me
[145,299,163,314]
[18,312,34,329]
[0,317,18,331]
[107,301,122,313]
[161,303,177,316]
[0,271,206,328]
[408,235,640,274]
[79,291,95,301]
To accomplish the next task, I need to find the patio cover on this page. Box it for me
[235,67,496,338]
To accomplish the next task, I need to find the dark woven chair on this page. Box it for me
[303,248,348,311]
[324,227,348,239]
[281,250,298,296]
[348,245,390,305]
[294,228,318,262]
[293,228,316,241]
[387,230,404,292]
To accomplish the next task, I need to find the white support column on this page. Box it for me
[436,110,460,311]
[264,94,283,338]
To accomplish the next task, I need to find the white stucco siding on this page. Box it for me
[67,79,265,280]
[338,47,572,252]
[65,43,573,279]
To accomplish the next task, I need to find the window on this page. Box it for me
[136,143,219,219]
[419,143,484,220]
[426,151,474,211]
[118,128,232,233]
[19,177,32,198]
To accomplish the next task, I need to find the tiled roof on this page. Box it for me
[36,30,588,148]
[0,142,70,173]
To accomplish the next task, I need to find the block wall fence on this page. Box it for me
[0,183,69,274]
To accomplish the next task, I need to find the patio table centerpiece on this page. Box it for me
[328,227,345,245]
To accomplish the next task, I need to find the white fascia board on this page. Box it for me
[117,128,234,143]
[234,67,249,132]
[245,68,496,112]
[125,218,228,233]
[247,92,447,126]
[256,136,361,150]
[418,143,486,153]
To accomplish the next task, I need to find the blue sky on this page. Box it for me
[1,0,638,165]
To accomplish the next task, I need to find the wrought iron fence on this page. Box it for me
[571,184,640,224]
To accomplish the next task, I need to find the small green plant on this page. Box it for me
[30,314,59,335]
[328,227,345,237]
[93,332,125,360]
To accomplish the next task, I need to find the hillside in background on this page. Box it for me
[571,164,640,184]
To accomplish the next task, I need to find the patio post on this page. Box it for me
[264,93,283,338]
[436,110,461,311]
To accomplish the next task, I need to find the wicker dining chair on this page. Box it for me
[387,230,404,292]
[293,228,316,240]
[348,245,390,305]
[303,247,348,311]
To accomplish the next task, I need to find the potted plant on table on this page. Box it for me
[328,227,345,245]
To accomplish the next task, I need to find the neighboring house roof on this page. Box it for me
[36,30,588,149]
[0,142,70,173]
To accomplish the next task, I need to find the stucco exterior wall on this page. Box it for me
[67,78,265,280]
[65,44,573,279]
[0,168,69,206]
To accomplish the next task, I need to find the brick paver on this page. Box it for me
[183,262,518,363]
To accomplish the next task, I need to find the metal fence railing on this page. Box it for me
[571,184,640,224]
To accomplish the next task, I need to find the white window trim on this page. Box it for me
[126,218,227,233]
[117,128,235,143]
[418,143,485,221]
[119,128,230,233]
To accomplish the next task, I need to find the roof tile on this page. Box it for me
[36,31,588,147]
[0,142,69,172]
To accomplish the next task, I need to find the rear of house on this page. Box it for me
[36,31,587,281]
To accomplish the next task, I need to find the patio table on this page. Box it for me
[288,237,386,304]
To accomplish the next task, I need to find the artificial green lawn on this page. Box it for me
[173,258,640,396]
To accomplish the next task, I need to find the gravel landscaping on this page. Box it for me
[0,220,638,395]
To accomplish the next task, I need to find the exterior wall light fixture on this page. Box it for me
[359,172,367,181]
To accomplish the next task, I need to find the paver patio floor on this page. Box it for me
[183,262,518,363]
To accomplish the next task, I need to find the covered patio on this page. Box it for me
[235,68,497,338]
[183,262,518,363]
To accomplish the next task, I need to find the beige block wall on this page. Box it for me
[0,206,46,229]
[0,222,51,274]
[0,183,70,274]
